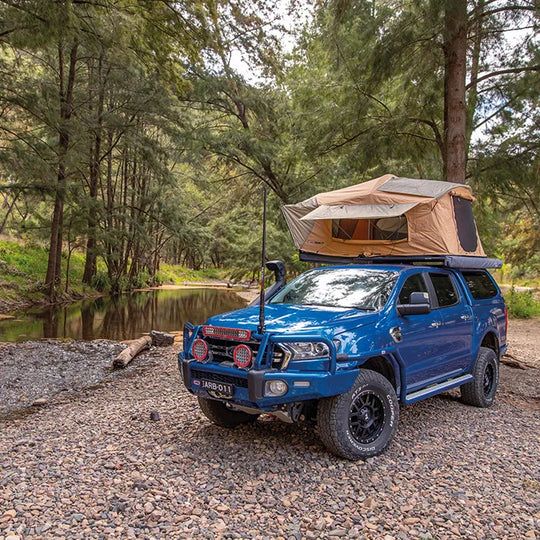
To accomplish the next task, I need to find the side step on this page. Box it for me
[404,374,474,404]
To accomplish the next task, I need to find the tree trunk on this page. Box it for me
[83,52,106,285]
[443,0,468,183]
[0,192,19,234]
[45,39,78,301]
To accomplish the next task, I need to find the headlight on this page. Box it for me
[281,342,330,360]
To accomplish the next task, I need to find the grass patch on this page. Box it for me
[0,238,91,303]
[157,263,226,284]
[505,289,540,319]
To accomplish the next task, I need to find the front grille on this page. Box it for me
[205,337,259,364]
[191,369,248,388]
[192,337,286,369]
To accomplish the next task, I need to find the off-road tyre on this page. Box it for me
[317,370,399,460]
[198,397,259,428]
[460,347,499,408]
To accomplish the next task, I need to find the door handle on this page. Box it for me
[430,321,442,328]
[460,314,472,321]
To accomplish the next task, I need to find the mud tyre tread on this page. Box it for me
[317,370,399,460]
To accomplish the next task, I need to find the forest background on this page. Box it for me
[0,0,538,308]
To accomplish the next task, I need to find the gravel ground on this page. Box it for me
[0,341,125,417]
[0,323,539,539]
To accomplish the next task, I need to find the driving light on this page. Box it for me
[281,342,330,360]
[192,339,208,361]
[233,344,252,369]
[265,380,288,397]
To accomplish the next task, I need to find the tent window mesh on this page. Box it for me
[332,216,408,242]
[452,197,478,252]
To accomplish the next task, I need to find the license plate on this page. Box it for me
[198,379,234,396]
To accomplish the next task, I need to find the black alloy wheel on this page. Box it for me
[483,363,495,397]
[461,346,499,408]
[349,391,385,445]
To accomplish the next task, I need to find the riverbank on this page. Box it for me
[0,237,243,316]
[0,319,538,539]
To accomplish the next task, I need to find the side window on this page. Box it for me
[453,196,478,252]
[461,271,498,299]
[429,273,459,307]
[399,273,428,304]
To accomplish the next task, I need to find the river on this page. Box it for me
[0,287,247,342]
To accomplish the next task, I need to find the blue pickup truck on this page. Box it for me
[178,259,507,459]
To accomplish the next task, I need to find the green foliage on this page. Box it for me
[0,0,538,305]
[156,264,226,284]
[505,289,540,319]
[0,238,88,301]
[91,272,110,292]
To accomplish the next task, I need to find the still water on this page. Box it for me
[0,288,247,342]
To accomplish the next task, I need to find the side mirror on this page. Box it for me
[397,291,431,316]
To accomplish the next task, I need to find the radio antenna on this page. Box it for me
[257,187,267,335]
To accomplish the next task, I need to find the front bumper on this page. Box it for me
[178,354,358,411]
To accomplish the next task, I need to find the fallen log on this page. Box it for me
[113,335,152,368]
[501,353,533,370]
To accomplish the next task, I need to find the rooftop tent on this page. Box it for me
[282,174,487,259]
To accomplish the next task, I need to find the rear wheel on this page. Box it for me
[317,370,399,460]
[198,397,259,428]
[461,347,499,407]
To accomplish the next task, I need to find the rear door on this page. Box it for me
[427,271,473,375]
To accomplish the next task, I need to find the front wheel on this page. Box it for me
[460,347,499,407]
[317,370,399,460]
[198,397,259,428]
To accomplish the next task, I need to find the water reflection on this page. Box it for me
[0,288,246,342]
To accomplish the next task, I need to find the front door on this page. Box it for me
[393,273,448,390]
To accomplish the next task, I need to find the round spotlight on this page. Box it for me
[233,344,252,368]
[192,339,208,361]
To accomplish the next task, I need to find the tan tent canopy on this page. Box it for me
[282,174,486,259]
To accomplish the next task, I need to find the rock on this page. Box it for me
[144,502,155,514]
[150,331,175,347]
[2,509,17,519]
[150,410,161,421]
[363,496,376,510]
[31,398,48,407]
[328,529,348,537]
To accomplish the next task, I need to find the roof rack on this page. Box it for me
[299,251,503,269]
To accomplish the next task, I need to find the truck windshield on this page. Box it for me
[269,268,398,311]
